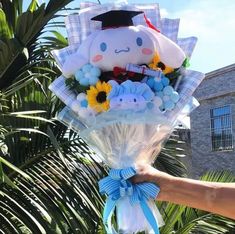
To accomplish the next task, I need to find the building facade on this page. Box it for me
[190,64,235,177]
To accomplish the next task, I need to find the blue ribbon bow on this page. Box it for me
[99,167,160,234]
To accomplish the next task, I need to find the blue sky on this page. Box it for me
[34,0,235,73]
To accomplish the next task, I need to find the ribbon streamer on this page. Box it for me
[99,167,160,234]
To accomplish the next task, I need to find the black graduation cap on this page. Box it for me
[91,10,143,29]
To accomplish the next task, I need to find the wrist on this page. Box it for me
[151,172,177,201]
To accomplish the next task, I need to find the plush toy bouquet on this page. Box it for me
[49,1,204,233]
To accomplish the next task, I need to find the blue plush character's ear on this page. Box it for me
[107,80,119,99]
[122,80,135,94]
[136,83,146,96]
[62,31,99,78]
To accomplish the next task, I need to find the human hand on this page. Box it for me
[132,164,175,201]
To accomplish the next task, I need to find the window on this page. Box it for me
[210,105,233,151]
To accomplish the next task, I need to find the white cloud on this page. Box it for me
[168,1,235,72]
[160,8,169,18]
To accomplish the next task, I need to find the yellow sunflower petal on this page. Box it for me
[91,86,99,93]
[149,63,154,68]
[104,83,112,93]
[163,66,174,74]
[86,81,111,113]
[96,81,103,92]
[101,102,109,111]
[153,54,161,64]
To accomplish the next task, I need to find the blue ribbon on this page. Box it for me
[99,167,160,234]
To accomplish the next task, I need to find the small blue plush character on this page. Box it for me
[108,80,154,111]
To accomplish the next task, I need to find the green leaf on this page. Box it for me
[51,30,68,46]
[0,9,12,39]
[182,57,190,68]
[6,113,55,125]
[10,128,49,138]
[22,47,29,60]
[45,0,73,15]
[0,156,31,181]
[0,162,4,183]
[15,10,35,44]
[9,110,46,115]
[28,0,38,12]
[3,174,17,188]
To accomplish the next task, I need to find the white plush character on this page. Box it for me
[62,10,186,78]
[110,93,146,111]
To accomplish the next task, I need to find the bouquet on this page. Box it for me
[49,2,205,233]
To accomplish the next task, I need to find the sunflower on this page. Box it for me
[149,53,174,74]
[87,81,112,112]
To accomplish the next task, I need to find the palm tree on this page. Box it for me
[0,1,234,233]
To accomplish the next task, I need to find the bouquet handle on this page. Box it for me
[99,167,160,234]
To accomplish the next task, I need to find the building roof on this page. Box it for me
[205,63,235,80]
[194,63,235,101]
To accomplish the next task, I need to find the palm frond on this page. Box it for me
[0,0,72,89]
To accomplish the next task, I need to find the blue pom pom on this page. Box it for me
[164,100,175,110]
[79,78,89,86]
[161,77,170,87]
[163,86,174,95]
[155,91,164,98]
[146,78,155,88]
[89,76,99,86]
[154,82,163,92]
[163,95,170,102]
[90,67,101,77]
[82,64,92,73]
[80,99,88,107]
[75,70,84,81]
[159,105,164,111]
[170,91,180,103]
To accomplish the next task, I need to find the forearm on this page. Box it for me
[155,175,235,219]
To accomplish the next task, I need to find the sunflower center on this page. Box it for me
[157,62,166,71]
[96,91,107,103]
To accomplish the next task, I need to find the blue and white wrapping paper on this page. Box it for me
[49,2,205,233]
[55,99,171,234]
[99,167,161,234]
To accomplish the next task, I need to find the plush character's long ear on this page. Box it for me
[138,25,186,68]
[62,31,99,78]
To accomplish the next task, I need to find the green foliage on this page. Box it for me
[0,9,12,39]
[0,136,106,233]
[0,0,71,89]
[156,133,188,177]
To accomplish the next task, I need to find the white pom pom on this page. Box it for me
[77,93,86,101]
[153,96,163,107]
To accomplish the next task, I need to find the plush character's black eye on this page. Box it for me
[134,98,137,102]
[100,42,107,52]
[136,37,143,46]
[119,98,122,102]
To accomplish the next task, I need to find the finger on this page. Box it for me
[131,175,145,184]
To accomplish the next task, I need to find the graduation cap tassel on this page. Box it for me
[144,14,160,32]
